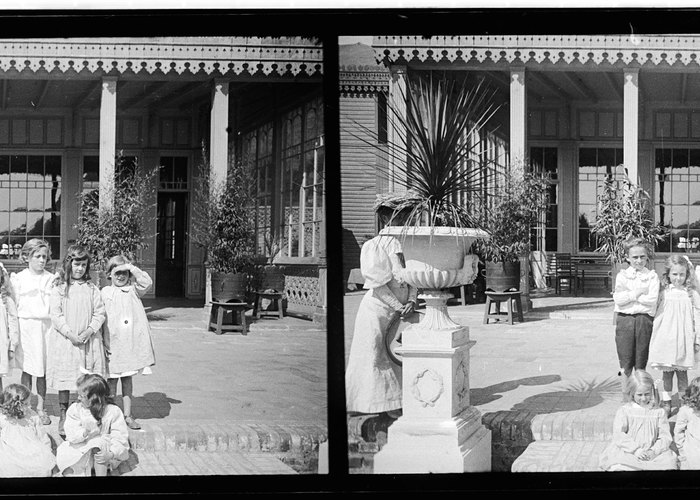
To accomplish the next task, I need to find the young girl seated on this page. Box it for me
[0,383,56,477]
[674,376,700,469]
[55,373,129,477]
[599,369,678,471]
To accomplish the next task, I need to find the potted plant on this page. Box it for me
[191,149,257,304]
[472,169,551,292]
[590,174,668,288]
[350,74,499,291]
[75,153,157,285]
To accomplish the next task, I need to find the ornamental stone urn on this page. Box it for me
[373,225,492,473]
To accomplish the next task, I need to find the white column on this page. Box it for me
[509,68,527,174]
[206,79,230,308]
[388,67,408,193]
[99,77,118,210]
[509,69,530,309]
[209,79,230,187]
[624,69,639,185]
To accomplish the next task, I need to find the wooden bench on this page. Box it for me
[572,256,612,293]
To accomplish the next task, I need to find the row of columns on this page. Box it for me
[387,66,641,187]
[97,77,232,212]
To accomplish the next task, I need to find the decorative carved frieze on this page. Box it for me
[0,37,323,77]
[373,35,700,70]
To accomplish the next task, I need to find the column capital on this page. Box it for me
[623,67,640,74]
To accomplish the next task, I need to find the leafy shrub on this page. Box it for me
[590,175,668,263]
[75,154,156,271]
[191,151,257,275]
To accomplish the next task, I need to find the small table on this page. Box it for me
[483,291,524,325]
[209,300,249,335]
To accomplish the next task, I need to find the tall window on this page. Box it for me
[242,123,274,256]
[530,147,558,252]
[0,155,61,258]
[654,148,700,253]
[578,147,625,252]
[280,96,324,258]
[159,157,188,190]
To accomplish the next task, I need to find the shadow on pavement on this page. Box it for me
[142,298,205,315]
[129,392,182,420]
[470,374,562,406]
[482,375,620,471]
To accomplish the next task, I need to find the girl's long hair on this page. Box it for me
[625,369,660,408]
[76,373,113,424]
[53,244,92,297]
[683,376,700,412]
[0,384,30,420]
[658,254,698,300]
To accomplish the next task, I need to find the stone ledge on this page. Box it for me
[511,440,609,472]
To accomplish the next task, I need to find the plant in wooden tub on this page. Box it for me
[191,151,257,304]
[472,168,550,293]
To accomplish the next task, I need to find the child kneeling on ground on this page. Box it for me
[599,369,678,471]
[56,373,129,476]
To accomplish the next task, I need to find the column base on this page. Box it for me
[373,406,491,473]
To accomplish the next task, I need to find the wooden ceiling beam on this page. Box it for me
[529,72,572,101]
[681,73,688,104]
[120,81,169,110]
[72,81,101,109]
[154,81,205,109]
[32,80,51,109]
[604,72,623,101]
[563,72,598,102]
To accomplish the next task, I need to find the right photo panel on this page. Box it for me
[340,34,700,474]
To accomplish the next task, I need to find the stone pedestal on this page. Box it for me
[373,291,491,473]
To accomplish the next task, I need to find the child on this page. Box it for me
[599,369,678,471]
[56,373,129,477]
[47,244,107,439]
[0,383,56,477]
[674,376,700,469]
[0,263,19,392]
[9,238,55,425]
[612,237,660,399]
[101,255,156,430]
[647,254,700,416]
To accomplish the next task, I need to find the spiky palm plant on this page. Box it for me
[350,75,500,227]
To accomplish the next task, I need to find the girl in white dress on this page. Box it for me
[48,245,106,439]
[0,383,56,477]
[675,376,700,469]
[647,254,700,416]
[345,205,417,416]
[101,255,156,430]
[9,238,55,425]
[599,369,678,471]
[56,373,129,476]
[0,263,19,391]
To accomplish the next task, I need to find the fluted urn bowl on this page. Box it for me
[379,226,489,290]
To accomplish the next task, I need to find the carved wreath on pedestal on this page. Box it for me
[411,369,444,407]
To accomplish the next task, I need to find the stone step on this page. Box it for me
[43,419,326,474]
[511,440,609,472]
[112,449,298,476]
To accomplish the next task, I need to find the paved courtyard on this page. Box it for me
[5,298,328,479]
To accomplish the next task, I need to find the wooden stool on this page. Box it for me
[483,291,524,325]
[252,290,285,319]
[209,300,248,335]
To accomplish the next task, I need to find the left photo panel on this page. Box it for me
[0,35,327,477]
